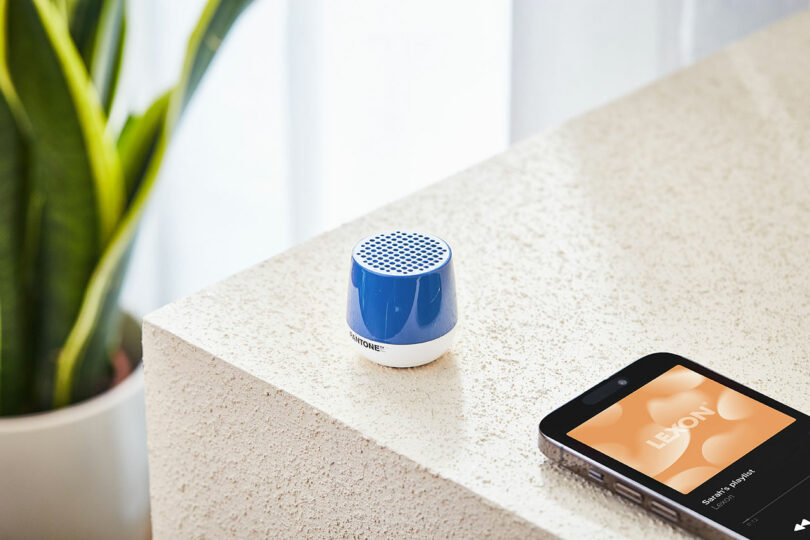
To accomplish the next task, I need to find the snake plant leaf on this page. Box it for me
[0,88,28,415]
[68,0,125,113]
[168,0,255,126]
[61,91,169,402]
[5,0,124,408]
[118,91,170,201]
[49,0,70,19]
[52,0,255,407]
[66,0,103,62]
[101,7,125,114]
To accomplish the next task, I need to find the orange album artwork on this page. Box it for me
[568,365,795,494]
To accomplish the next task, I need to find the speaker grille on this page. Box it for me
[353,231,450,275]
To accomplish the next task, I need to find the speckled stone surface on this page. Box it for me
[144,13,810,539]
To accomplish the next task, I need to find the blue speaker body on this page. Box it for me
[347,231,457,367]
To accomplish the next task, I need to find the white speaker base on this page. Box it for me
[349,325,457,368]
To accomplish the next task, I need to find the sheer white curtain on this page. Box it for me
[510,0,810,140]
[119,0,809,316]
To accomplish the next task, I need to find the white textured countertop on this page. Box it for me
[144,12,810,539]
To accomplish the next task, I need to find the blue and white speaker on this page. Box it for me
[347,231,458,368]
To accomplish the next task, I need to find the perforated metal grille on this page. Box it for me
[353,231,450,275]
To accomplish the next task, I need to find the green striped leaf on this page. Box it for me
[118,91,170,201]
[5,0,124,409]
[0,87,28,415]
[68,0,125,113]
[101,7,124,114]
[168,0,254,126]
[66,0,103,63]
[61,91,169,403]
[53,0,255,407]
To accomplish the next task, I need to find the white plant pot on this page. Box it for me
[0,367,150,540]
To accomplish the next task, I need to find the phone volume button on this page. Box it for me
[614,482,643,504]
[650,500,679,522]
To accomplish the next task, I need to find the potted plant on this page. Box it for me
[0,0,253,537]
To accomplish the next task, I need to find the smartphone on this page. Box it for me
[538,352,810,539]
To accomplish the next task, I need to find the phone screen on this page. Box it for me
[554,360,810,539]
[568,365,795,494]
